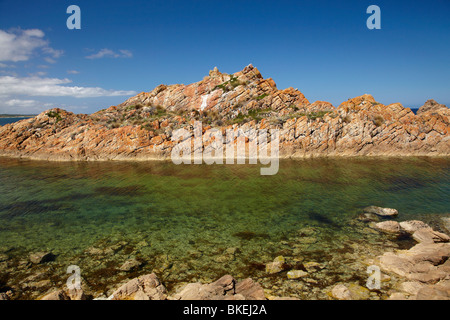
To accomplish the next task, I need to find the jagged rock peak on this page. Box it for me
[209,66,221,78]
[338,94,377,111]
[417,99,448,115]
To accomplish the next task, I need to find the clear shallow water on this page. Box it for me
[0,157,449,298]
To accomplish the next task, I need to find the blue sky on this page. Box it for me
[0,0,449,114]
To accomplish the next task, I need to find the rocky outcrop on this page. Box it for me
[399,220,431,233]
[364,206,399,217]
[412,229,450,244]
[375,221,402,234]
[110,273,167,300]
[375,223,450,300]
[33,274,266,301]
[330,284,352,300]
[0,65,448,160]
[172,275,265,300]
[329,283,370,300]
[417,99,449,116]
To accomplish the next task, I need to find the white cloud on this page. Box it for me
[86,48,133,59]
[3,99,39,107]
[0,28,63,62]
[44,57,56,64]
[0,75,137,98]
[42,47,64,59]
[28,71,47,77]
[67,70,80,74]
[0,62,15,68]
[0,70,18,77]
[119,49,133,58]
[0,98,45,114]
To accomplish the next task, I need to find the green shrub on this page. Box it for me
[255,93,269,100]
[140,123,153,131]
[46,111,62,123]
[288,104,299,111]
[307,111,332,120]
[342,114,352,123]
[373,115,384,127]
[214,75,246,92]
[126,104,143,111]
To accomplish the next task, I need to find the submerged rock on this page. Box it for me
[303,261,322,273]
[29,252,55,264]
[357,213,380,222]
[364,206,399,217]
[331,284,352,300]
[265,256,286,274]
[119,258,143,272]
[287,270,308,279]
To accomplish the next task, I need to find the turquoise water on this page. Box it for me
[0,157,449,298]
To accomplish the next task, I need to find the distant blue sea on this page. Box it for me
[0,117,32,126]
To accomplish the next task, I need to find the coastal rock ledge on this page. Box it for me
[0,65,449,160]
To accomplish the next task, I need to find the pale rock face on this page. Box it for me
[375,222,450,300]
[388,292,408,300]
[266,256,286,274]
[399,220,431,233]
[66,287,86,300]
[331,284,352,300]
[110,273,167,300]
[287,270,308,279]
[412,229,450,244]
[375,221,402,234]
[417,99,448,115]
[172,275,265,300]
[399,281,425,295]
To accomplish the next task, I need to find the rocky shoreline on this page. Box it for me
[0,65,449,161]
[1,206,448,300]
